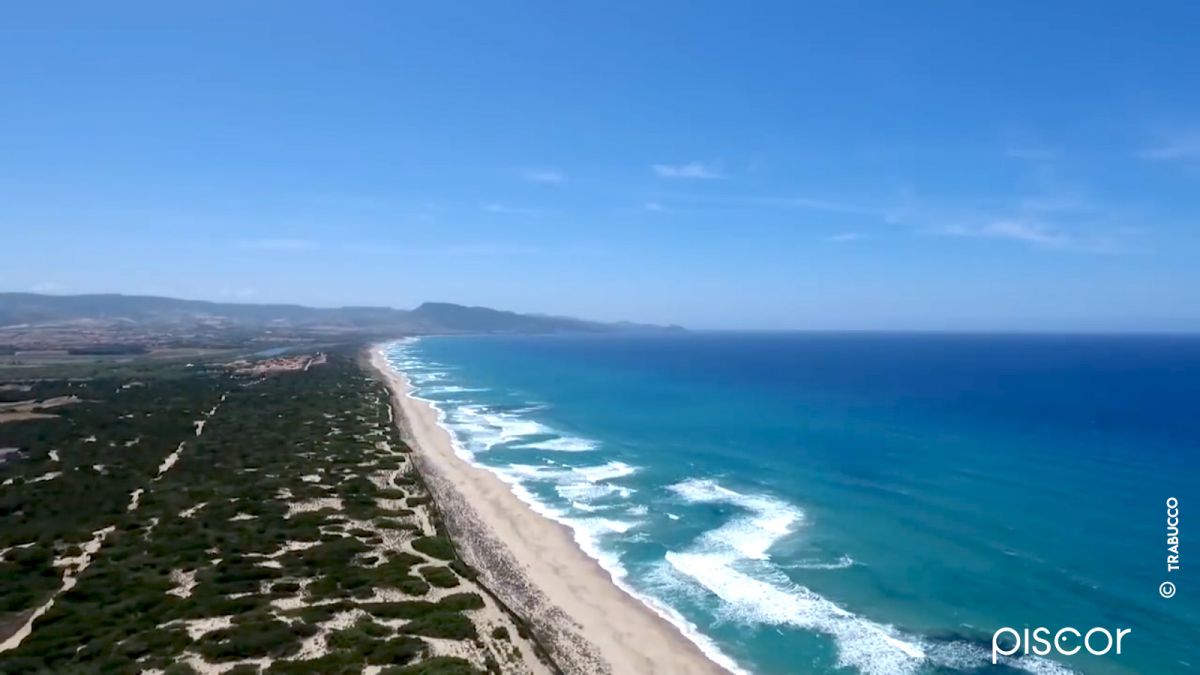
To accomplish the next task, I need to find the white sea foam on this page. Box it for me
[482,467,638,578]
[498,461,636,483]
[510,403,550,414]
[670,478,803,560]
[440,403,557,453]
[564,517,630,577]
[410,371,447,383]
[587,518,636,534]
[575,461,636,482]
[668,549,930,674]
[665,479,933,674]
[423,385,489,395]
[665,478,1073,675]
[496,461,638,506]
[557,482,629,501]
[789,555,857,570]
[495,416,551,440]
[516,436,599,452]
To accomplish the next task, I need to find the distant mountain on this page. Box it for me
[412,302,607,333]
[0,293,679,335]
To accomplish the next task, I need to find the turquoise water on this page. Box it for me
[383,333,1199,675]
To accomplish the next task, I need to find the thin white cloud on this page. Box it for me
[1138,132,1200,160]
[938,220,1071,248]
[236,238,318,251]
[643,201,666,212]
[484,203,541,216]
[664,184,1130,254]
[1004,144,1060,161]
[520,168,565,184]
[30,282,67,293]
[340,240,598,258]
[666,192,891,218]
[787,197,881,215]
[1016,193,1095,215]
[826,232,865,243]
[653,162,723,179]
[997,128,1062,163]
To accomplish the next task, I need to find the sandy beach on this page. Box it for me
[368,345,728,675]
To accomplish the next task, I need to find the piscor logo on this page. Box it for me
[992,626,1131,664]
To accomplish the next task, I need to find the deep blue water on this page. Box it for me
[384,333,1199,675]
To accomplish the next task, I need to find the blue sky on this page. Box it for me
[3,2,1199,330]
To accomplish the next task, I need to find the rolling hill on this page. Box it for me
[0,293,680,335]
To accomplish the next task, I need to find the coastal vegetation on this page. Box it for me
[0,348,545,673]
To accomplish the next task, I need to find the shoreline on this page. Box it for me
[368,343,730,675]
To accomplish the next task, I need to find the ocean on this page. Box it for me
[383,333,1199,675]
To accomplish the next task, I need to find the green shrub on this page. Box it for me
[116,627,190,659]
[327,624,380,652]
[449,560,477,581]
[398,612,476,640]
[411,536,454,561]
[266,653,362,674]
[438,593,484,612]
[197,619,304,660]
[365,635,426,665]
[376,518,418,531]
[418,565,459,589]
[362,600,439,620]
[395,577,431,596]
[287,602,352,623]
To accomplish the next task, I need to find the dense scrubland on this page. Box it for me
[0,349,546,674]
